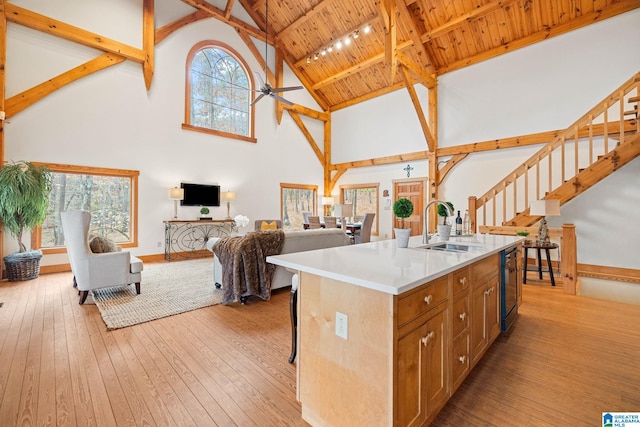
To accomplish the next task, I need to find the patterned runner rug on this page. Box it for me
[91,258,222,329]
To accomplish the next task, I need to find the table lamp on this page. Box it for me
[529,199,560,244]
[333,203,353,231]
[321,196,334,216]
[221,191,236,219]
[168,187,184,219]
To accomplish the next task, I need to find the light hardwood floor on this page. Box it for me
[1,267,639,426]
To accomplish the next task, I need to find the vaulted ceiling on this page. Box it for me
[220,0,639,111]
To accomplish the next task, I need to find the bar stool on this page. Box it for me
[522,241,559,286]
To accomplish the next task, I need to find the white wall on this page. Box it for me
[332,9,640,270]
[4,0,324,264]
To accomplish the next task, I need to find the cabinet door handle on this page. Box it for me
[458,355,466,364]
[424,295,433,304]
[459,312,467,322]
[459,277,467,285]
[421,331,435,346]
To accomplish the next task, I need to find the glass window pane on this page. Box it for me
[281,186,317,230]
[342,185,378,235]
[39,170,135,248]
[188,45,251,138]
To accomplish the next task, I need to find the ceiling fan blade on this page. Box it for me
[251,93,266,106]
[254,72,266,89]
[270,85,304,93]
[270,93,294,106]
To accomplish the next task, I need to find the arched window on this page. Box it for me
[183,41,256,143]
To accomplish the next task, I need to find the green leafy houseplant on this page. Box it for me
[516,231,530,237]
[200,207,210,216]
[0,161,52,253]
[393,198,414,228]
[0,161,52,280]
[437,202,454,225]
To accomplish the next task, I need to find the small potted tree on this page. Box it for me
[393,198,414,248]
[199,207,211,220]
[437,202,454,241]
[0,161,52,281]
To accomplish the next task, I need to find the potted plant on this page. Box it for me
[199,207,211,220]
[0,161,52,281]
[516,230,531,245]
[437,202,454,241]
[393,198,414,248]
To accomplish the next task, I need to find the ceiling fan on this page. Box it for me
[251,0,302,106]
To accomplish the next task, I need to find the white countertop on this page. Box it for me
[267,234,523,295]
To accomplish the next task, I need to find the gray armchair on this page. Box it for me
[61,210,143,304]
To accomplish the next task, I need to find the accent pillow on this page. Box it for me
[89,236,121,253]
[260,221,278,231]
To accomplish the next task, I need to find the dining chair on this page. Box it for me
[307,216,322,229]
[355,213,375,244]
[323,216,338,228]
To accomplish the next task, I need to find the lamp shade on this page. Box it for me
[321,196,335,206]
[221,191,236,202]
[529,199,560,216]
[168,187,184,200]
[333,203,353,217]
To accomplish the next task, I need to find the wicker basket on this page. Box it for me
[3,251,42,281]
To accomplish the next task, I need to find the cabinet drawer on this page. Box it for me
[452,296,469,338]
[451,332,470,392]
[398,276,448,326]
[471,253,499,286]
[452,267,470,296]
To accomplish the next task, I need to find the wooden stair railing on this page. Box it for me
[469,71,640,230]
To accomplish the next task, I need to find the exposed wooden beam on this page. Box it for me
[436,121,638,157]
[437,153,468,185]
[5,53,127,118]
[288,111,325,166]
[283,103,330,122]
[330,168,347,191]
[399,65,436,152]
[180,0,269,44]
[142,0,154,90]
[396,51,436,89]
[311,40,413,91]
[420,0,520,43]
[381,0,397,82]
[5,3,145,63]
[279,48,331,111]
[224,0,235,19]
[155,10,211,45]
[331,150,429,171]
[275,47,284,124]
[438,0,640,74]
[395,0,435,75]
[236,28,275,86]
[428,83,437,145]
[324,119,332,194]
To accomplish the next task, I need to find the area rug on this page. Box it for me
[91,258,222,329]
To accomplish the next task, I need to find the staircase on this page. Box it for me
[472,71,640,229]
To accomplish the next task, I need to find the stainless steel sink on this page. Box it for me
[417,243,475,253]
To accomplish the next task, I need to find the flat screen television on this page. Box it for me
[180,182,220,206]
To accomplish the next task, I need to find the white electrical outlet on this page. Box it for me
[335,311,348,340]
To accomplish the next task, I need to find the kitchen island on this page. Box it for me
[267,234,522,427]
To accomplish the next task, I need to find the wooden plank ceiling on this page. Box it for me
[230,0,639,112]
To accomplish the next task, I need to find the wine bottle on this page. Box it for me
[455,210,462,235]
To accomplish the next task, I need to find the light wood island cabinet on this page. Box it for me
[297,252,502,427]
